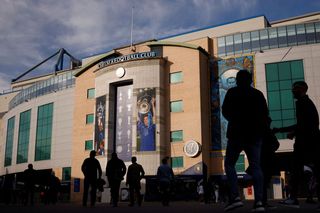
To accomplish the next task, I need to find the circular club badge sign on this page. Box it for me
[116,67,126,78]
[183,140,201,158]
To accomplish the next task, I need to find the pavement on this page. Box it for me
[1,200,320,213]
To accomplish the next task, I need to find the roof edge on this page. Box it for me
[147,41,209,56]
[74,50,119,77]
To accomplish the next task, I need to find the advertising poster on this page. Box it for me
[136,88,156,152]
[115,85,133,161]
[215,55,254,150]
[95,95,106,155]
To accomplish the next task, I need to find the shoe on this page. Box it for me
[252,201,265,212]
[224,197,244,211]
[279,198,300,208]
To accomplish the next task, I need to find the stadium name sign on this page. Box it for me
[98,51,157,69]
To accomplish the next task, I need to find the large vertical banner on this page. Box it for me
[136,88,156,151]
[216,55,254,150]
[116,85,133,161]
[95,95,106,155]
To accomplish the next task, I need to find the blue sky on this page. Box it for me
[0,0,320,92]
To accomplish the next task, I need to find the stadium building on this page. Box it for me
[1,12,320,203]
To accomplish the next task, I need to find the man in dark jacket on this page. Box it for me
[222,69,269,212]
[275,81,320,208]
[126,156,145,206]
[23,164,36,206]
[81,150,102,207]
[106,152,126,207]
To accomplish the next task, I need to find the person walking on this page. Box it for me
[274,81,320,209]
[222,69,269,212]
[81,150,102,207]
[106,152,126,207]
[157,157,174,206]
[23,164,37,206]
[126,156,145,206]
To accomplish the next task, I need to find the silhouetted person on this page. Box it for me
[222,69,269,212]
[81,150,102,207]
[274,81,320,209]
[46,171,60,204]
[106,152,126,207]
[126,156,145,206]
[157,157,174,206]
[23,164,36,206]
[3,174,16,205]
[247,117,280,208]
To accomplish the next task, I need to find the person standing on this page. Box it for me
[126,156,145,206]
[106,152,126,207]
[23,164,37,206]
[81,150,102,207]
[47,171,61,205]
[222,69,269,212]
[157,157,174,206]
[274,81,320,209]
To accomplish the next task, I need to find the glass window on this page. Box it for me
[315,22,320,42]
[62,167,71,181]
[242,32,251,53]
[171,156,183,168]
[234,34,242,55]
[17,110,31,164]
[287,25,297,46]
[87,88,95,99]
[85,140,93,150]
[5,117,15,166]
[170,72,183,84]
[218,37,226,57]
[296,24,306,45]
[170,100,183,112]
[86,114,94,124]
[251,31,260,51]
[306,23,316,44]
[269,28,278,49]
[35,103,53,161]
[265,60,304,139]
[278,26,287,47]
[225,35,234,55]
[170,130,183,142]
[260,29,269,50]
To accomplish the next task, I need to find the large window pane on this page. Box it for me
[87,88,95,99]
[17,110,31,164]
[242,32,251,53]
[296,24,306,45]
[35,103,53,161]
[225,35,234,55]
[86,114,94,124]
[5,117,15,166]
[278,62,291,80]
[218,37,226,57]
[265,64,278,81]
[315,22,320,42]
[287,25,297,46]
[278,26,288,47]
[171,156,183,168]
[234,34,242,55]
[251,31,260,51]
[269,28,278,48]
[306,23,316,44]
[291,60,304,79]
[260,29,269,50]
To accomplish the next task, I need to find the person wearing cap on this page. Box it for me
[274,81,320,209]
[81,150,102,207]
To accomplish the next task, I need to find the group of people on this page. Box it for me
[82,151,175,207]
[81,151,146,207]
[1,163,61,206]
[222,69,320,212]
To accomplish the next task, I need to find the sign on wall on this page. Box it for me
[136,88,156,152]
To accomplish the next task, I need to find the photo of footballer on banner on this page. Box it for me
[136,88,156,151]
[95,95,106,155]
